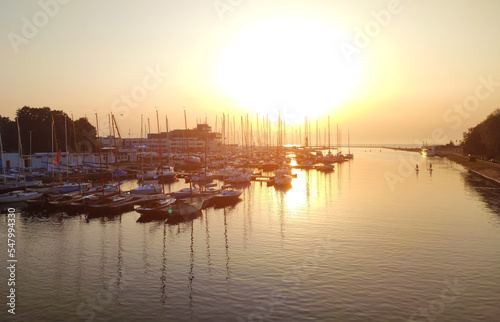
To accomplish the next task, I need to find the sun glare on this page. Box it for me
[217,17,358,123]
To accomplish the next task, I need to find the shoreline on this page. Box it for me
[444,154,500,185]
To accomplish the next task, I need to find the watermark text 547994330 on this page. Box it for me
[6,207,18,315]
[110,64,168,120]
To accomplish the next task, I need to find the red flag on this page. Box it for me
[53,150,62,165]
[157,149,160,159]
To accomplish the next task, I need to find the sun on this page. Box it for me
[217,17,358,123]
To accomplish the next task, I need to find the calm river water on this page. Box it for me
[1,148,500,321]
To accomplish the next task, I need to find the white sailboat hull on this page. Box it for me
[0,191,42,204]
[130,184,162,195]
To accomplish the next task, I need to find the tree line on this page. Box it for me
[462,108,500,159]
[0,106,98,154]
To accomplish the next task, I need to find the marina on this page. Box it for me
[2,1,500,320]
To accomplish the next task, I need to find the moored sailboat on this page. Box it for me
[136,197,176,216]
[130,184,162,195]
[0,191,43,204]
[137,198,202,222]
[68,191,120,211]
[346,129,354,159]
[211,185,242,205]
[317,163,334,172]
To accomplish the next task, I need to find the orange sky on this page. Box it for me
[2,0,500,144]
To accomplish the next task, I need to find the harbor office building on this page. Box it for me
[120,123,221,153]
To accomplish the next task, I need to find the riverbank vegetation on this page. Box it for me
[462,109,500,161]
[0,106,97,153]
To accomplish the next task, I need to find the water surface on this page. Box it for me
[1,148,500,321]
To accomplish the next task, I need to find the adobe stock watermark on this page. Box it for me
[236,236,339,321]
[442,74,500,130]
[269,103,300,125]
[281,236,339,289]
[76,127,96,155]
[385,153,421,192]
[76,269,131,321]
[8,0,71,54]
[213,0,245,21]
[409,278,466,322]
[339,0,403,64]
[110,65,168,120]
[385,74,500,192]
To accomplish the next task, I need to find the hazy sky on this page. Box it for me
[2,0,500,144]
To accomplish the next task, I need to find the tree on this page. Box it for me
[479,109,500,158]
[0,116,17,152]
[462,126,486,155]
[16,106,53,153]
[462,108,500,158]
[72,117,98,153]
[15,106,98,153]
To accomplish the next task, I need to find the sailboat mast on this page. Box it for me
[276,110,280,164]
[65,117,68,179]
[165,116,170,165]
[222,113,226,183]
[51,118,54,175]
[96,113,105,195]
[16,118,27,189]
[184,110,192,194]
[156,109,165,194]
[283,117,285,147]
[282,115,285,150]
[308,120,309,148]
[348,129,351,154]
[71,114,81,190]
[316,119,318,148]
[304,117,306,147]
[51,114,62,184]
[266,114,269,154]
[111,114,121,193]
[241,116,244,150]
[299,125,301,146]
[204,121,208,177]
[227,114,230,148]
[0,133,6,186]
[337,124,339,154]
[328,116,331,153]
[256,114,259,147]
[250,123,253,157]
[140,114,144,182]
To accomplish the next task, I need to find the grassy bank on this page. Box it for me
[445,154,500,184]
